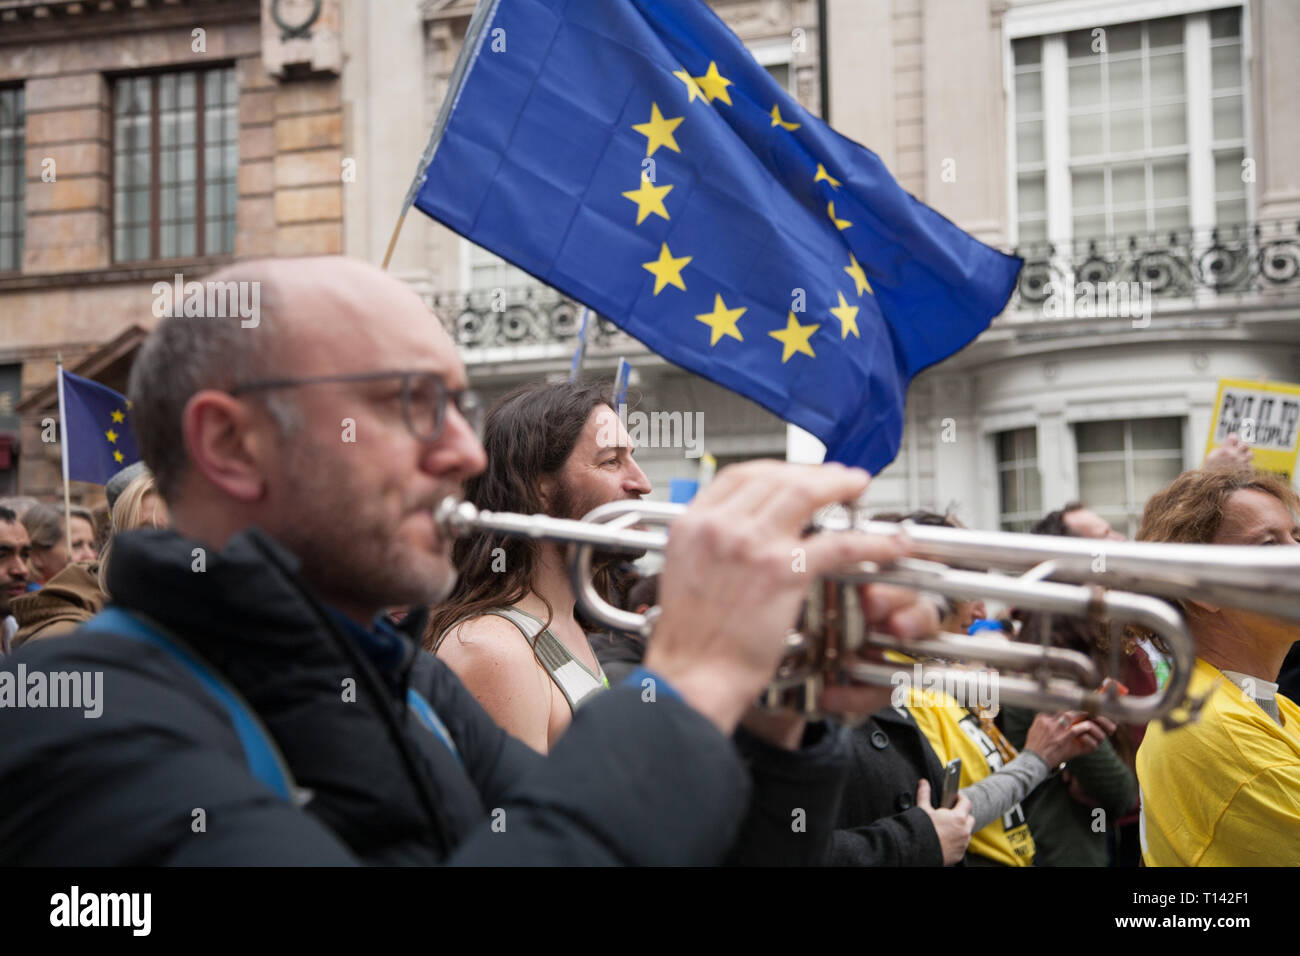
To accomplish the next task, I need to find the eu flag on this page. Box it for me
[411,0,1022,472]
[58,369,141,485]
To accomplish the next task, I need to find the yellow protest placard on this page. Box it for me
[1205,379,1300,481]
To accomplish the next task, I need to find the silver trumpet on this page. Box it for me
[435,496,1300,727]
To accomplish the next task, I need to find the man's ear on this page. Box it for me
[181,390,270,503]
[538,473,556,513]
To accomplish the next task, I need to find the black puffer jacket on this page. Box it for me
[0,527,848,865]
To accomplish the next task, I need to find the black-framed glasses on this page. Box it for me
[229,370,484,442]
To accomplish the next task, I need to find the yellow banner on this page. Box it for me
[1205,378,1300,481]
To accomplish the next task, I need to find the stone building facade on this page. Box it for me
[0,0,345,499]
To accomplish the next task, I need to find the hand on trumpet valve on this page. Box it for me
[643,460,940,739]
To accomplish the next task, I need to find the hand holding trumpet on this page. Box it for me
[644,460,940,742]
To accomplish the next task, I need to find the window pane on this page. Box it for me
[1211,44,1242,90]
[1068,61,1101,108]
[1018,173,1045,213]
[764,63,790,92]
[1079,460,1126,506]
[1151,157,1188,200]
[1014,37,1041,66]
[1153,203,1189,231]
[1016,71,1043,114]
[1150,101,1187,147]
[1024,465,1042,511]
[1018,218,1047,243]
[1077,420,1124,453]
[1213,94,1244,141]
[1112,163,1146,205]
[1108,57,1143,105]
[1149,52,1185,98]
[1148,16,1183,50]
[1210,8,1240,39]
[1110,107,1144,152]
[1215,149,1245,194]
[1017,120,1044,164]
[1071,167,1104,208]
[1134,457,1182,499]
[1066,29,1097,59]
[1113,206,1148,237]
[1000,469,1019,513]
[1073,213,1106,240]
[1069,112,1103,157]
[1105,23,1142,55]
[1130,417,1180,450]
[1216,198,1247,227]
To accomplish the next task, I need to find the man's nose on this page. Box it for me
[421,405,487,481]
[2,556,27,581]
[625,460,652,496]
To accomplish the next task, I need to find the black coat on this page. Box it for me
[0,527,849,865]
[829,707,947,866]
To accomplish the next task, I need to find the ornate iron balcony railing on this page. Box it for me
[424,286,638,352]
[425,219,1300,349]
[1009,218,1300,311]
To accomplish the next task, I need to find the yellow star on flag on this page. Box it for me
[114,450,124,464]
[126,399,134,410]
[828,202,852,231]
[621,179,674,224]
[110,408,125,423]
[105,428,119,444]
[673,68,706,103]
[694,61,733,105]
[642,243,692,295]
[814,163,841,189]
[830,291,861,339]
[770,104,801,130]
[633,103,684,157]
[695,294,746,346]
[844,253,873,296]
[769,311,820,363]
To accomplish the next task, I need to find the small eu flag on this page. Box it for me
[410,0,1022,472]
[57,368,141,485]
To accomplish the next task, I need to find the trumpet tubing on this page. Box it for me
[434,497,1300,727]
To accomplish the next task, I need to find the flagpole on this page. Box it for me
[384,0,499,271]
[380,213,406,271]
[55,358,73,556]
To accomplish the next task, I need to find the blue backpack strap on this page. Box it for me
[81,607,296,803]
[406,688,462,766]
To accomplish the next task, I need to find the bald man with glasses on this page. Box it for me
[0,256,938,866]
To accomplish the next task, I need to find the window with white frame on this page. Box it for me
[749,42,795,95]
[996,427,1043,532]
[1075,417,1184,537]
[1012,7,1248,246]
[463,240,535,296]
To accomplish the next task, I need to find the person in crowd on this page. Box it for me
[97,468,170,595]
[425,381,651,753]
[857,512,1112,868]
[0,506,32,655]
[1136,467,1300,866]
[589,572,657,686]
[20,502,98,585]
[1012,503,1147,866]
[0,255,939,866]
[998,640,1137,867]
